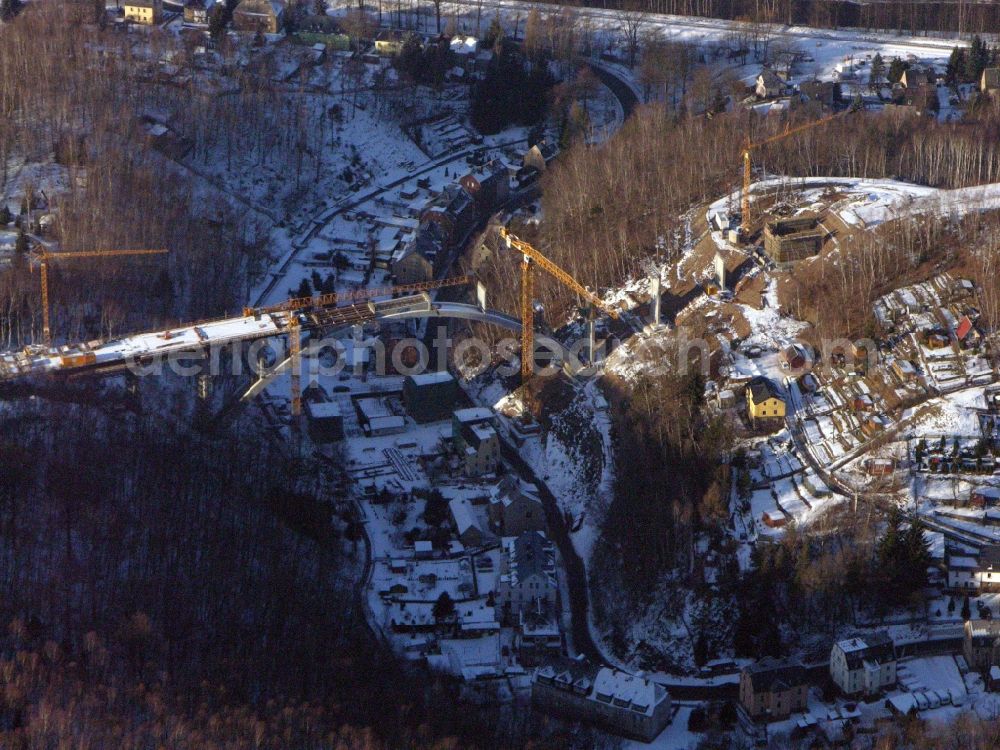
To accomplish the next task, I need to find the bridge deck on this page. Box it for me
[0,293,529,383]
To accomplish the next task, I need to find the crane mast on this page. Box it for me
[33,247,169,348]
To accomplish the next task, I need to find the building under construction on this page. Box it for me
[762,213,825,263]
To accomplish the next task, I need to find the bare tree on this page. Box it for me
[616,1,648,69]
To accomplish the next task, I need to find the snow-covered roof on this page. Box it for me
[454,406,494,424]
[409,370,454,386]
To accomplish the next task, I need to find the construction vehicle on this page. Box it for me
[32,246,169,348]
[496,227,619,403]
[740,112,842,237]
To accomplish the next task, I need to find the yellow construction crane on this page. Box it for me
[497,227,619,392]
[740,112,841,235]
[32,247,169,348]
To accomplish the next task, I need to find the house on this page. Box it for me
[746,377,785,425]
[982,67,1000,95]
[391,240,435,284]
[956,316,982,349]
[523,141,558,174]
[498,531,556,615]
[459,160,510,214]
[901,68,933,89]
[739,657,809,722]
[449,497,490,548]
[232,0,285,34]
[779,344,808,372]
[305,400,344,442]
[452,407,500,476]
[755,68,786,99]
[353,396,406,437]
[763,213,824,263]
[488,476,546,536]
[532,658,672,743]
[183,0,215,25]
[402,371,458,423]
[977,545,1000,592]
[946,548,980,590]
[375,29,406,56]
[830,633,896,697]
[972,487,1000,508]
[421,185,478,249]
[124,0,163,24]
[892,358,919,383]
[964,619,1000,674]
[798,80,839,108]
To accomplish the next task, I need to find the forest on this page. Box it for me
[533,0,1000,36]
[0,396,600,749]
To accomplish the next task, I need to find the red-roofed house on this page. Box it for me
[956,316,982,349]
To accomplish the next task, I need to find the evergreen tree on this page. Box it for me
[422,490,448,527]
[14,228,28,256]
[888,56,909,83]
[962,594,971,621]
[432,591,455,621]
[947,47,967,85]
[0,205,11,226]
[967,35,991,84]
[869,53,885,94]
[294,277,312,299]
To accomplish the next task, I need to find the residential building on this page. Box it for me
[498,531,556,616]
[459,160,510,214]
[305,400,344,442]
[452,407,500,476]
[892,358,919,382]
[982,67,1000,95]
[763,213,824,263]
[739,657,809,721]
[488,476,546,536]
[532,658,672,743]
[402,370,458,423]
[232,0,284,34]
[798,80,839,108]
[964,619,1000,674]
[755,68,786,99]
[183,0,215,25]
[449,497,490,548]
[375,29,406,56]
[830,632,896,697]
[979,546,1000,592]
[947,548,981,590]
[956,315,982,349]
[746,377,785,425]
[353,396,406,436]
[779,344,808,372]
[901,68,933,89]
[522,141,558,174]
[391,240,435,284]
[124,0,163,24]
[972,487,1000,508]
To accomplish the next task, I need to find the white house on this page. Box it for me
[946,545,1000,592]
[830,632,896,697]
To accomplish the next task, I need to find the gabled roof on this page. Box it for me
[758,68,783,88]
[956,315,975,341]
[748,376,782,404]
[744,657,807,693]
